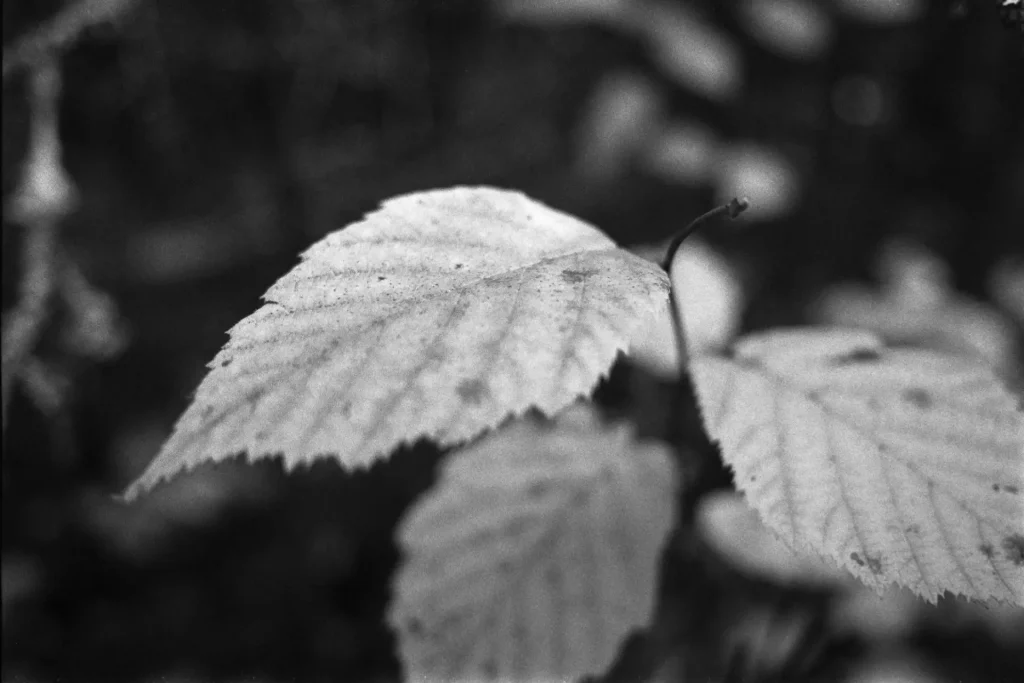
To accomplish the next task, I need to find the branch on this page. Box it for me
[58,254,128,361]
[1,55,75,429]
[2,0,137,80]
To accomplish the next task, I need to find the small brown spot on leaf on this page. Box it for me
[561,268,595,284]
[993,483,1019,494]
[850,552,882,574]
[1002,535,1024,566]
[244,387,267,406]
[454,263,463,269]
[220,359,232,368]
[979,543,995,559]
[527,481,550,498]
[377,275,386,281]
[906,524,921,534]
[456,379,489,405]
[902,387,933,409]
[832,348,881,365]
[482,659,497,677]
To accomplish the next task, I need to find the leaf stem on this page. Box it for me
[660,198,748,465]
[659,198,748,371]
[660,197,749,273]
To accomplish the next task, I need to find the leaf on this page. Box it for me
[989,257,1024,326]
[574,71,662,182]
[836,0,923,25]
[637,2,742,101]
[714,142,799,220]
[737,0,831,60]
[639,120,717,185]
[832,584,922,641]
[497,0,630,26]
[814,239,1018,378]
[388,408,679,683]
[690,327,1024,605]
[629,237,743,375]
[125,187,669,498]
[697,490,848,586]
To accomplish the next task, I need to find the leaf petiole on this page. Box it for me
[660,197,749,273]
[660,197,748,374]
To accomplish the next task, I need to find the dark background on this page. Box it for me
[2,1,1022,682]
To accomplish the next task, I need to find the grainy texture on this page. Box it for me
[389,410,678,682]
[125,187,670,497]
[691,327,1024,605]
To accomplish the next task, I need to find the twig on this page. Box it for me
[1,56,75,429]
[19,356,70,416]
[58,255,128,361]
[2,0,137,80]
[1,221,58,424]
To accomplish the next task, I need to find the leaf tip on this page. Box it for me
[120,458,186,502]
[119,472,160,504]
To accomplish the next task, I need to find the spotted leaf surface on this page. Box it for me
[389,411,678,682]
[125,187,669,498]
[691,327,1024,605]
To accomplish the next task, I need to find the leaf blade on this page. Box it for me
[692,327,1024,605]
[389,411,679,682]
[125,187,669,498]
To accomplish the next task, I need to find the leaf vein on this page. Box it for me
[929,482,980,597]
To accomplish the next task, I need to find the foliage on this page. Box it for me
[390,406,677,682]
[124,187,1024,681]
[125,187,667,497]
[4,1,1023,682]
